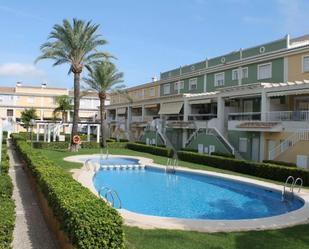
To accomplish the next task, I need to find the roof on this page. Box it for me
[0,87,15,93]
[17,85,67,90]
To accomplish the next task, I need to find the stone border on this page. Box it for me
[65,154,309,232]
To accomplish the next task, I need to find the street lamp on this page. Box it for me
[30,119,36,148]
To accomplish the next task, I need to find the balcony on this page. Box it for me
[228,112,261,121]
[266,111,309,122]
[188,114,217,121]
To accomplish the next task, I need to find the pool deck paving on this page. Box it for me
[67,154,309,233]
[8,140,59,249]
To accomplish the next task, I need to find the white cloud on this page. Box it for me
[0,63,45,77]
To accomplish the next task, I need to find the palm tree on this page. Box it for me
[36,18,109,151]
[83,61,124,147]
[53,95,72,123]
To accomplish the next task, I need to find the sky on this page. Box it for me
[0,0,309,89]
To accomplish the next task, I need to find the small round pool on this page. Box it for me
[89,157,139,165]
[93,167,304,220]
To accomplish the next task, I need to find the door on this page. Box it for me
[297,155,308,169]
[251,138,260,161]
[268,140,276,160]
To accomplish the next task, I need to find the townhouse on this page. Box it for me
[0,82,102,134]
[106,34,309,168]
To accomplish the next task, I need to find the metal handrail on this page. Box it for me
[84,159,92,171]
[292,178,303,193]
[282,176,294,199]
[98,186,122,209]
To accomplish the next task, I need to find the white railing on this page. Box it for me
[188,114,217,121]
[131,116,143,122]
[268,130,309,160]
[208,127,235,155]
[266,111,309,122]
[228,112,261,121]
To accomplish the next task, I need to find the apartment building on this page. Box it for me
[0,82,102,134]
[107,34,309,168]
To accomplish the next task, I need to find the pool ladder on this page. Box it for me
[98,186,122,209]
[282,176,303,200]
[166,158,177,174]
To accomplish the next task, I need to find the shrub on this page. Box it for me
[12,134,124,249]
[177,151,309,186]
[33,141,69,150]
[127,142,173,157]
[263,160,296,168]
[211,151,235,158]
[0,143,15,249]
[81,141,100,149]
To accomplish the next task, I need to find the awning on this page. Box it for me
[267,89,309,97]
[144,104,158,109]
[158,102,183,115]
[117,107,126,115]
[189,99,211,105]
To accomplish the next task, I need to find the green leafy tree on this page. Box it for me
[36,18,109,151]
[53,95,73,123]
[20,108,38,139]
[83,61,124,147]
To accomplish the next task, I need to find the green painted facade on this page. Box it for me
[140,130,165,145]
[160,75,204,96]
[166,128,183,150]
[160,37,287,82]
[206,58,284,91]
[186,133,230,154]
[227,131,260,160]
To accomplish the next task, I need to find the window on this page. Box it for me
[174,81,184,91]
[163,84,170,94]
[189,78,198,90]
[232,69,239,81]
[27,97,34,103]
[258,63,272,80]
[138,90,144,98]
[242,67,248,79]
[7,109,13,117]
[49,97,55,104]
[303,56,309,72]
[239,138,248,153]
[214,73,225,87]
[149,87,155,97]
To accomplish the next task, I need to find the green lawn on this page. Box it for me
[36,147,309,249]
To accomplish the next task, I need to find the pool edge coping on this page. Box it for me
[65,154,309,233]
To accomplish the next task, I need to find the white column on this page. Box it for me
[217,96,225,134]
[183,99,190,122]
[67,111,70,122]
[96,125,100,143]
[47,124,51,143]
[259,133,265,162]
[141,105,145,122]
[261,90,270,121]
[44,124,47,142]
[87,124,91,142]
[36,123,39,142]
[127,106,132,130]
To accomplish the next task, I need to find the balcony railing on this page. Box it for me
[266,111,309,122]
[188,114,217,121]
[131,116,143,122]
[228,112,261,121]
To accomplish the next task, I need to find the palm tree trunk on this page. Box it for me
[99,95,106,148]
[62,111,65,133]
[70,72,81,151]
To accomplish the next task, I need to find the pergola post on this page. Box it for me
[96,124,100,143]
[36,123,39,142]
[47,124,51,143]
[44,124,47,142]
[87,124,91,142]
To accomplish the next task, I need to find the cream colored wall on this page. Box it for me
[15,87,67,95]
[16,96,41,107]
[0,108,6,118]
[276,141,309,166]
[263,132,293,160]
[288,53,309,81]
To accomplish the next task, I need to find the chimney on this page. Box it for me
[152,76,157,82]
[16,82,22,87]
[41,83,47,88]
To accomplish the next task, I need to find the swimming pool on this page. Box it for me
[93,167,304,220]
[88,157,140,166]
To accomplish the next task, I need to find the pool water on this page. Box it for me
[93,167,304,220]
[90,157,139,165]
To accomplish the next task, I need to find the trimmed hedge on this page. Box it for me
[211,151,235,158]
[177,151,309,186]
[80,141,100,149]
[33,141,69,150]
[0,143,15,249]
[127,142,173,157]
[12,134,124,249]
[263,160,296,168]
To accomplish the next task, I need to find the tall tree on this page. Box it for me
[20,108,38,140]
[36,18,108,151]
[53,95,73,123]
[83,61,124,147]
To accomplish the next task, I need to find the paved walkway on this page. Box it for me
[8,140,59,249]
